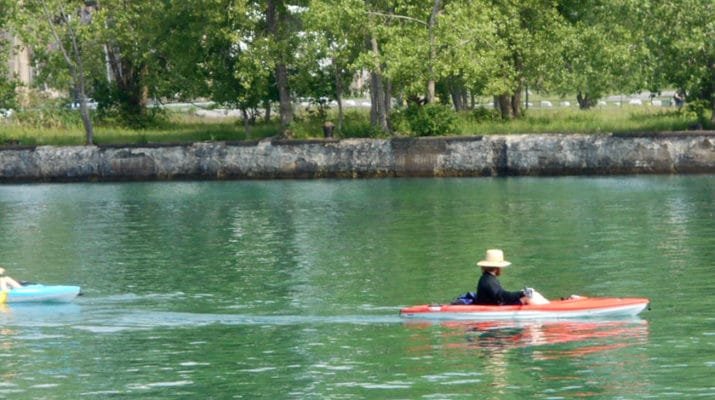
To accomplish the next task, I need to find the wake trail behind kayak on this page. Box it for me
[72,310,405,332]
[3,306,405,332]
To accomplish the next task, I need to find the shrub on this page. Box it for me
[14,99,83,129]
[341,110,384,138]
[398,103,458,136]
[470,106,500,122]
[93,80,165,129]
[685,99,711,127]
[0,79,17,110]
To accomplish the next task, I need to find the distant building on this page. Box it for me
[3,33,33,86]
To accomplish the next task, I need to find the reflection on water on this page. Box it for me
[405,319,650,397]
[464,319,648,356]
[405,319,648,356]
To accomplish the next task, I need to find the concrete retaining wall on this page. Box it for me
[0,133,713,182]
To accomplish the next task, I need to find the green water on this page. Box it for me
[0,176,713,399]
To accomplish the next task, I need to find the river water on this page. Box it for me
[0,176,713,399]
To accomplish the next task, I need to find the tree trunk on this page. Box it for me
[39,1,95,143]
[449,80,467,111]
[241,107,251,139]
[368,35,389,133]
[511,54,524,118]
[577,91,593,109]
[77,93,94,145]
[276,63,292,130]
[105,45,148,122]
[450,90,459,111]
[370,70,387,131]
[710,63,715,124]
[427,0,442,103]
[511,82,522,118]
[334,58,344,132]
[450,88,462,111]
[263,99,272,123]
[267,0,293,133]
[74,54,94,144]
[384,77,392,130]
[497,94,512,119]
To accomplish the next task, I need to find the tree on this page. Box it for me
[201,1,274,133]
[361,0,409,134]
[484,0,566,118]
[303,0,366,131]
[360,0,458,132]
[554,1,648,110]
[266,0,296,133]
[90,1,161,128]
[148,1,273,133]
[15,0,101,144]
[426,0,442,103]
[435,0,502,111]
[0,0,18,110]
[371,0,559,119]
[373,0,433,105]
[644,1,715,123]
[134,1,222,105]
[139,0,301,134]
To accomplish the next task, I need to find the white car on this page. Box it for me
[0,108,14,119]
[70,99,99,110]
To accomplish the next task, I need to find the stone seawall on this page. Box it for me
[0,133,713,182]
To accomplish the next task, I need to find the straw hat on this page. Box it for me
[476,249,511,268]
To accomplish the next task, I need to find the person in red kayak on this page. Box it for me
[474,249,528,305]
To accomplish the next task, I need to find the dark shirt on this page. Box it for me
[474,272,524,305]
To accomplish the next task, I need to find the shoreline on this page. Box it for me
[0,132,713,182]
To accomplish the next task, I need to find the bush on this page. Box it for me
[14,99,83,129]
[0,79,17,110]
[341,110,384,138]
[469,106,500,122]
[685,99,712,127]
[93,80,165,129]
[397,103,458,136]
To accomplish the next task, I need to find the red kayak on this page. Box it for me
[400,297,649,320]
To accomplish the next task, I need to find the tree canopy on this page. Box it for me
[2,0,713,137]
[0,0,17,110]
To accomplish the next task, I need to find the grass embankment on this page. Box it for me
[0,105,708,147]
[459,107,703,135]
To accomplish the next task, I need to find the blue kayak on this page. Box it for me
[2,285,81,303]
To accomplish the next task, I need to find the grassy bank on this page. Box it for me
[0,105,709,147]
[0,113,269,146]
[458,107,704,135]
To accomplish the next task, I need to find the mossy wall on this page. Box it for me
[0,133,713,182]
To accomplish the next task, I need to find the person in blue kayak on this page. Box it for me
[474,249,528,305]
[0,267,22,291]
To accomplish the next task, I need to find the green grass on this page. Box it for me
[0,112,275,146]
[0,105,709,147]
[96,115,276,144]
[458,106,704,135]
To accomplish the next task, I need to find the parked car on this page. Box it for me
[69,99,98,110]
[0,108,14,119]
